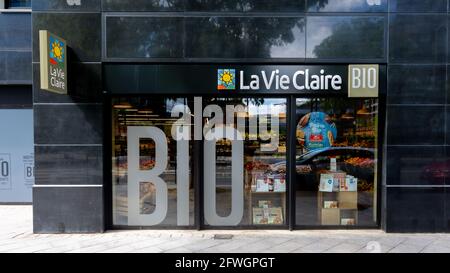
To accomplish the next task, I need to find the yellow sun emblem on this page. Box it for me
[51,41,63,62]
[220,70,234,85]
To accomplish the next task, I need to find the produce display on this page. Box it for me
[244,161,270,171]
[344,157,375,168]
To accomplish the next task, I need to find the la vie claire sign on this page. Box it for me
[218,65,379,97]
[39,30,67,94]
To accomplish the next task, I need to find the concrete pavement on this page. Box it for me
[1,205,450,253]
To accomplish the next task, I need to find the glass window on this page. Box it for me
[307,0,387,12]
[295,98,378,227]
[7,0,31,8]
[202,97,287,227]
[112,97,195,227]
[306,16,385,60]
[105,17,183,59]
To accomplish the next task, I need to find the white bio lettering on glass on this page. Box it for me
[127,127,168,226]
[204,126,244,226]
[126,97,281,226]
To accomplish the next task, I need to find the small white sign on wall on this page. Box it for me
[0,109,34,203]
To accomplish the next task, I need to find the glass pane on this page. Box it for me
[112,97,194,227]
[185,0,305,12]
[106,17,183,59]
[295,98,378,227]
[307,0,387,12]
[306,16,385,59]
[202,97,287,226]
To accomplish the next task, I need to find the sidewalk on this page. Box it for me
[1,205,450,253]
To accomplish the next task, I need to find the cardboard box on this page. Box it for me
[338,192,358,209]
[321,208,340,225]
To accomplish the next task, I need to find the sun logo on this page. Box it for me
[49,37,65,66]
[218,69,235,90]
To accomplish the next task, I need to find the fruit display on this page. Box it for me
[245,161,270,171]
[344,157,375,168]
[140,158,156,170]
[115,157,156,171]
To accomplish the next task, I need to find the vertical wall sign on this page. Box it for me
[39,30,67,94]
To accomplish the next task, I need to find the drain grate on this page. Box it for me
[213,234,234,240]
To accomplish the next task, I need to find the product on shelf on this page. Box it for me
[258,200,272,208]
[273,176,286,192]
[252,173,286,193]
[341,218,356,225]
[332,172,346,192]
[319,173,334,192]
[268,207,283,224]
[342,175,358,192]
[253,208,268,224]
[255,176,269,192]
[324,201,338,209]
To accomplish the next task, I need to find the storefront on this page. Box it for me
[31,1,450,234]
[103,64,386,229]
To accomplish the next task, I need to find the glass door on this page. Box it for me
[202,97,288,227]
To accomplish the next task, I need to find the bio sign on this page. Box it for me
[39,30,67,94]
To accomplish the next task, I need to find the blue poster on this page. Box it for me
[299,112,337,151]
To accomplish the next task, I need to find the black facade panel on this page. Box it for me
[0,13,31,50]
[388,65,447,105]
[33,187,104,233]
[387,105,445,145]
[33,63,102,103]
[34,104,103,145]
[386,187,446,233]
[389,14,447,63]
[386,146,447,186]
[32,13,101,62]
[5,51,32,83]
[35,146,103,186]
[389,0,448,13]
[0,85,32,108]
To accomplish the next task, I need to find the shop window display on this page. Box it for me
[294,98,378,227]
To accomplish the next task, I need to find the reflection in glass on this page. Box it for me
[106,17,183,58]
[307,0,387,12]
[246,18,305,58]
[295,98,378,227]
[185,17,247,58]
[112,97,194,226]
[186,0,305,12]
[306,16,385,59]
[103,0,184,11]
